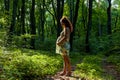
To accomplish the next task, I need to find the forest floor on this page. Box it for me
[102,58,120,80]
[47,58,120,80]
[47,65,79,80]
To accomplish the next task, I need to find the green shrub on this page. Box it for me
[74,55,113,80]
[35,38,56,51]
[107,54,120,72]
[1,49,62,80]
[107,54,120,64]
[117,63,120,71]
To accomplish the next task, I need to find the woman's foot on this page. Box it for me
[65,72,72,76]
[59,71,66,76]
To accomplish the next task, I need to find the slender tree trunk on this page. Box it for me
[56,0,61,37]
[106,0,112,48]
[41,0,45,41]
[69,0,80,51]
[16,6,21,35]
[21,0,26,34]
[85,0,93,52]
[81,0,86,29]
[114,14,118,32]
[61,0,64,17]
[4,0,10,46]
[69,0,73,23]
[98,0,102,36]
[30,0,36,49]
[50,0,57,30]
[4,0,10,29]
[107,0,112,35]
[38,0,45,42]
[4,0,10,12]
[56,0,64,37]
[98,18,102,36]
[9,0,18,35]
[38,8,41,42]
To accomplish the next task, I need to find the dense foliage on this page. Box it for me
[0,49,62,80]
[0,0,119,52]
[74,55,114,80]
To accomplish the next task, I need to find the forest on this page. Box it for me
[0,0,120,80]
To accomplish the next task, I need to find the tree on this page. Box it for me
[30,0,36,49]
[56,0,64,37]
[97,0,102,36]
[81,0,87,30]
[68,0,80,51]
[40,0,45,41]
[9,0,18,35]
[4,0,10,14]
[107,0,112,35]
[85,0,93,52]
[7,0,18,46]
[4,0,10,30]
[36,0,46,43]
[21,0,26,34]
[114,13,119,32]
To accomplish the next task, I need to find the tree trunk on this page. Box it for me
[114,14,118,32]
[56,0,64,37]
[21,0,26,34]
[97,0,102,36]
[85,0,93,52]
[4,0,10,12]
[16,6,21,35]
[4,0,10,29]
[38,8,41,42]
[41,0,45,41]
[9,0,18,35]
[81,0,86,29]
[107,0,112,35]
[68,0,73,23]
[98,18,102,36]
[38,0,45,42]
[30,0,36,49]
[4,0,10,46]
[56,0,61,37]
[51,0,57,31]
[69,0,80,51]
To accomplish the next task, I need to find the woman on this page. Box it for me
[56,16,73,76]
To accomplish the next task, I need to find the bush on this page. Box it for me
[107,55,120,64]
[35,38,56,51]
[1,49,62,80]
[74,55,113,80]
[107,54,120,72]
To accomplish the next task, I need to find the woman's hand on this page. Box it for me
[56,42,61,46]
[56,36,62,46]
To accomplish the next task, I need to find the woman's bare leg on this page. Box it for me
[65,55,72,76]
[60,54,67,75]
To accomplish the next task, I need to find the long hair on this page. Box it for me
[60,16,73,32]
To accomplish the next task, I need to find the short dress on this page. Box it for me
[56,29,70,55]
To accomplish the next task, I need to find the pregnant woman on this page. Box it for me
[56,16,73,76]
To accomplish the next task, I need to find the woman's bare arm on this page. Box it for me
[56,28,70,46]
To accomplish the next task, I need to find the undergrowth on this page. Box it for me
[0,48,62,80]
[107,54,120,72]
[74,54,114,80]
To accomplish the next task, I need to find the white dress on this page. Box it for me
[56,29,70,55]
